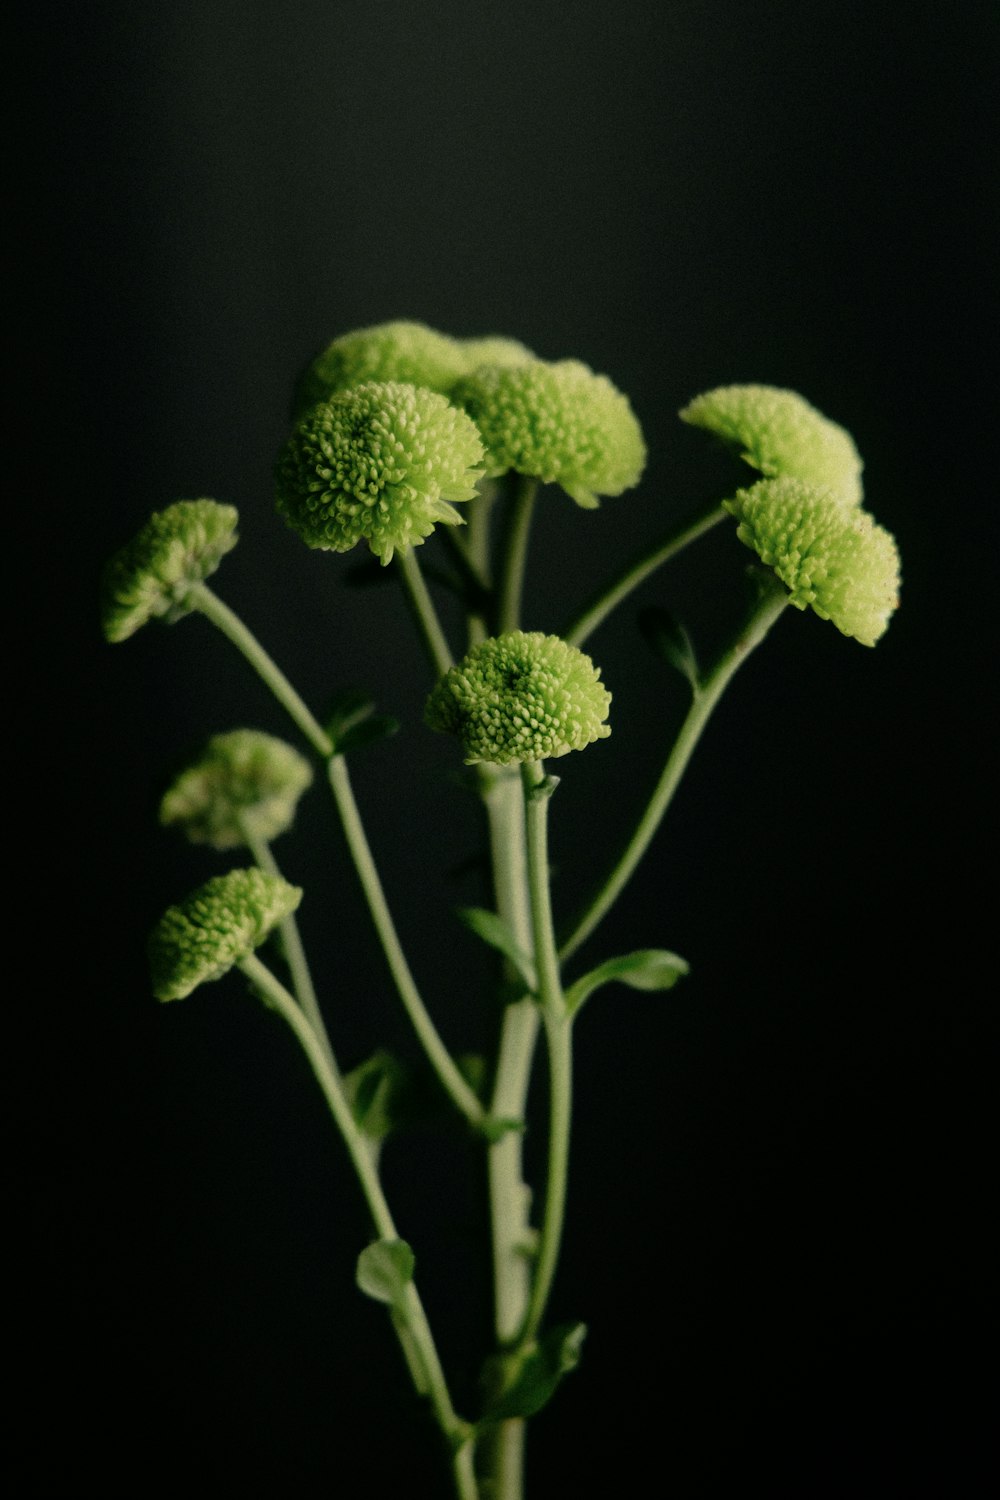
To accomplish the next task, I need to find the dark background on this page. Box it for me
[14,2,997,1494]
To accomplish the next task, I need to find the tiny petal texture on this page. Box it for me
[425,631,612,765]
[724,478,900,646]
[452,359,646,509]
[680,384,864,506]
[160,730,314,850]
[275,381,485,564]
[101,499,238,643]
[149,868,302,1002]
[293,320,468,419]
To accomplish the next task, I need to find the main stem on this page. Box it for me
[561,580,789,960]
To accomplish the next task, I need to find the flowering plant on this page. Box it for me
[103,320,899,1499]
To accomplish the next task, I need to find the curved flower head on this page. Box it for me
[275,381,485,564]
[453,358,646,509]
[458,335,535,372]
[679,384,863,506]
[160,730,313,850]
[149,867,302,1002]
[425,630,612,765]
[292,320,467,419]
[101,500,238,643]
[724,478,900,646]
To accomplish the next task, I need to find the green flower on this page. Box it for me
[101,500,238,643]
[452,358,646,509]
[679,384,864,506]
[276,381,485,564]
[426,631,612,764]
[292,320,467,419]
[160,730,313,850]
[149,868,302,1002]
[724,478,900,646]
[458,335,535,372]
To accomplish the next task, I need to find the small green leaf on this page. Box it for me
[565,949,689,1017]
[325,690,399,755]
[638,606,700,690]
[356,1238,415,1306]
[481,1114,525,1144]
[343,1050,410,1142]
[485,1323,587,1421]
[457,907,537,990]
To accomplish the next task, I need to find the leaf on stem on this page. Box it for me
[343,1049,410,1142]
[564,949,689,1018]
[483,1323,587,1421]
[638,606,700,691]
[324,689,400,756]
[356,1239,415,1306]
[456,906,537,991]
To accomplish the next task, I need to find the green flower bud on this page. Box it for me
[458,335,535,372]
[149,867,302,1002]
[724,478,900,646]
[452,359,646,509]
[292,320,467,419]
[425,630,612,765]
[101,500,238,643]
[275,381,485,564]
[679,384,864,506]
[160,730,313,850]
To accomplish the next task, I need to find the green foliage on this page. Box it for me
[456,906,537,990]
[356,1238,416,1305]
[564,949,690,1017]
[101,499,238,642]
[324,689,400,756]
[149,868,302,1002]
[160,729,313,849]
[638,606,700,691]
[483,1323,587,1421]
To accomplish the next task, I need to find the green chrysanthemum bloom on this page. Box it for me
[425,630,612,765]
[452,359,646,509]
[724,478,900,646]
[101,500,238,643]
[150,867,302,1002]
[275,381,485,564]
[679,384,864,506]
[458,335,535,372]
[160,730,313,850]
[292,320,467,419]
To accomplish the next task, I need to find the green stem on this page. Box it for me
[237,953,473,1474]
[562,501,726,648]
[498,477,538,634]
[396,546,454,680]
[561,578,789,961]
[189,583,334,758]
[326,754,487,1132]
[519,763,573,1344]
[240,826,332,1060]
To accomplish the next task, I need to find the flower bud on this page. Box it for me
[101,500,238,643]
[149,868,302,1002]
[453,359,646,509]
[724,477,900,646]
[275,381,485,564]
[680,384,863,506]
[292,320,467,419]
[425,630,612,765]
[160,730,313,850]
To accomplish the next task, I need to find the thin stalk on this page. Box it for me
[561,580,789,961]
[396,546,454,680]
[498,477,538,634]
[519,763,573,1344]
[327,754,487,1132]
[189,583,333,757]
[237,953,473,1477]
[240,824,333,1061]
[562,501,726,648]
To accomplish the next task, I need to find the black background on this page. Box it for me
[13,2,997,1494]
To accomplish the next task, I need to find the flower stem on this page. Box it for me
[561,577,789,960]
[396,546,454,680]
[189,583,334,758]
[326,754,487,1132]
[237,952,475,1484]
[498,477,538,634]
[562,501,726,648]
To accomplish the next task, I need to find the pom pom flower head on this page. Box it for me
[453,358,646,509]
[680,384,864,507]
[426,630,612,765]
[725,477,900,646]
[160,730,313,850]
[276,381,485,565]
[101,499,238,643]
[149,867,302,1002]
[292,320,468,419]
[458,335,535,371]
